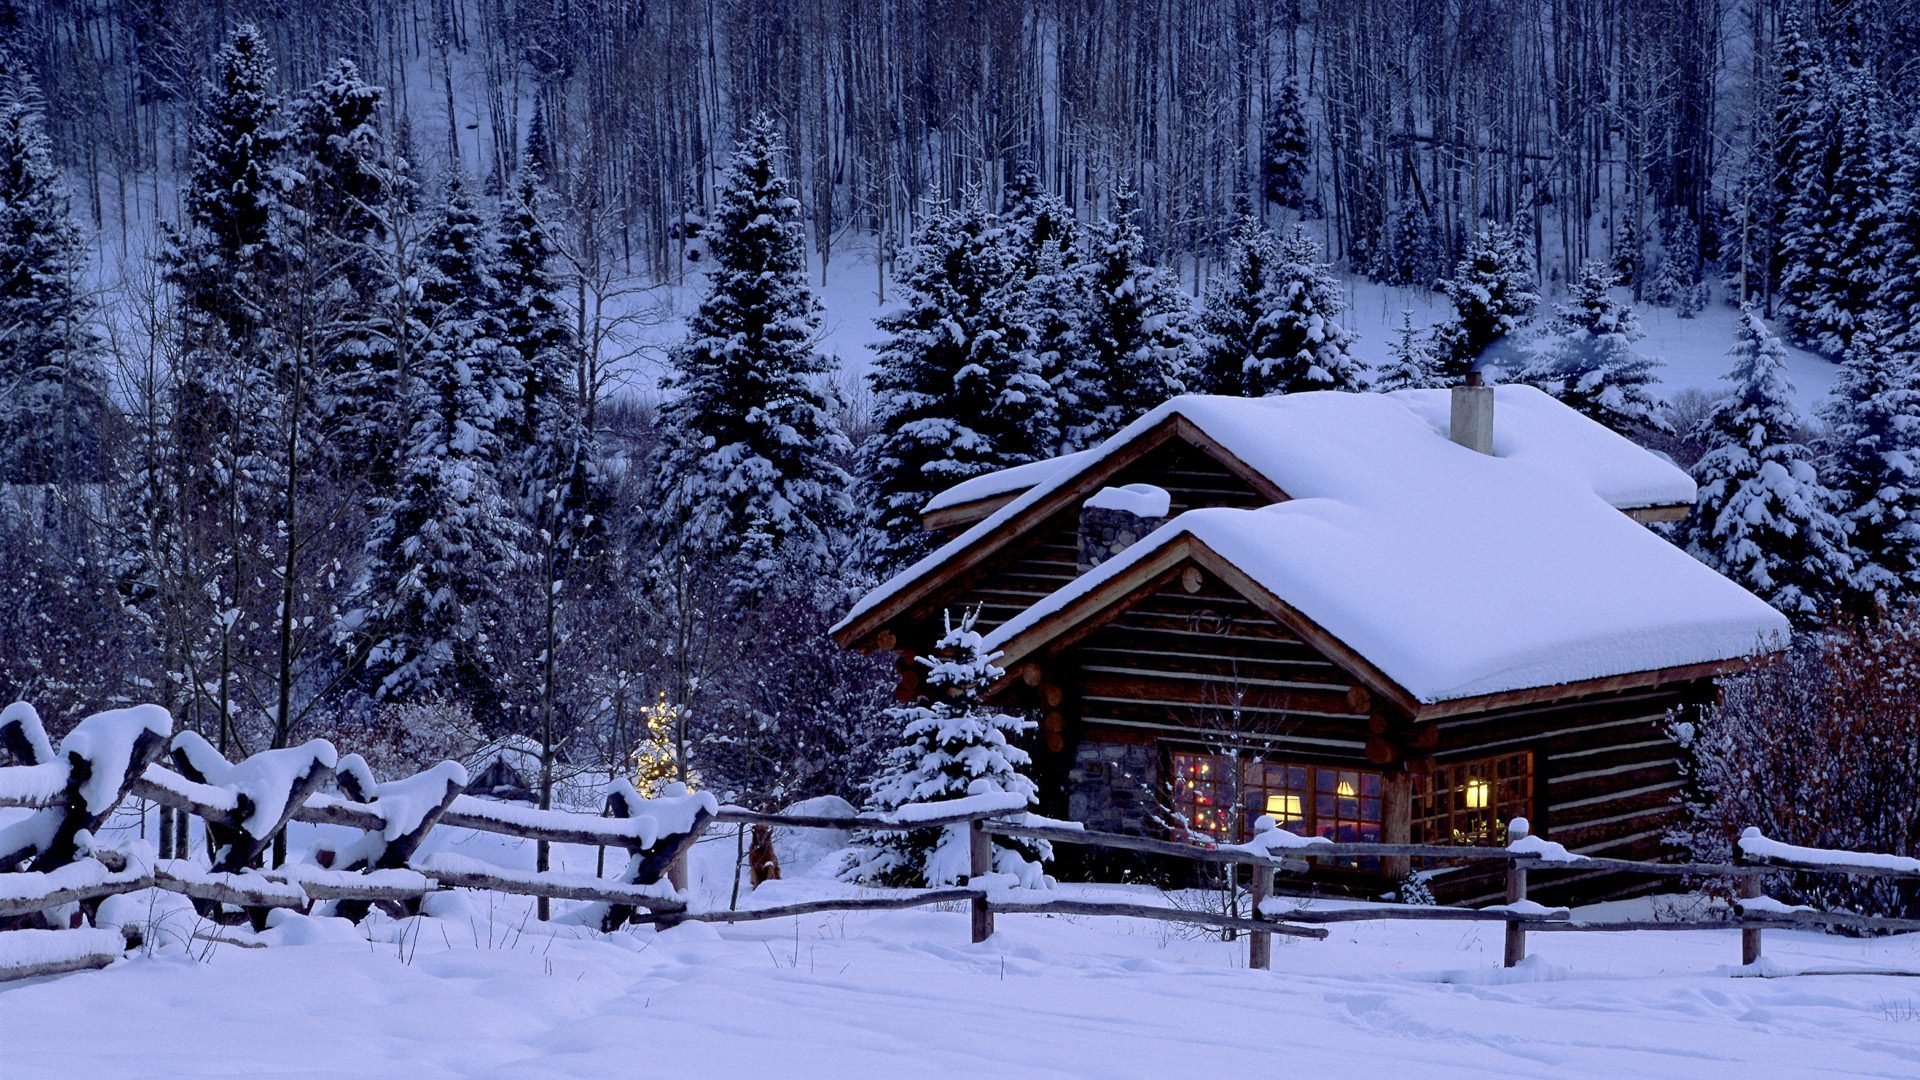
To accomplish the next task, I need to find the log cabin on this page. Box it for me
[832,385,1790,904]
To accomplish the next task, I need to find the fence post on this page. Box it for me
[1737,853,1763,966]
[1503,818,1529,969]
[1248,861,1273,971]
[968,817,994,944]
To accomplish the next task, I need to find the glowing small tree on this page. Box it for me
[631,690,698,797]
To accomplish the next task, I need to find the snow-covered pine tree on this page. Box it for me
[1431,221,1539,382]
[1819,315,1920,605]
[1680,305,1850,624]
[1261,77,1311,214]
[655,115,852,573]
[845,609,1049,888]
[1780,67,1890,357]
[493,158,597,547]
[1244,225,1363,395]
[1373,310,1442,391]
[1379,196,1447,288]
[863,198,1047,561]
[0,87,111,485]
[1878,120,1920,360]
[287,59,398,484]
[354,173,527,708]
[1000,164,1075,270]
[1062,191,1193,446]
[161,23,288,484]
[1520,260,1664,432]
[1645,218,1702,316]
[1767,10,1830,321]
[1193,212,1278,396]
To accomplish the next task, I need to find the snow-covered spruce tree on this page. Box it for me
[1645,219,1702,315]
[1062,192,1193,447]
[1261,77,1310,214]
[1373,310,1443,391]
[1244,226,1363,396]
[1680,306,1850,625]
[1766,9,1828,316]
[1430,221,1538,381]
[493,160,598,546]
[0,88,111,485]
[1379,197,1447,288]
[845,610,1049,888]
[1874,120,1920,360]
[655,115,852,575]
[160,23,288,481]
[287,59,399,484]
[1780,67,1890,357]
[1193,212,1278,396]
[863,198,1047,562]
[355,176,528,708]
[1819,316,1920,605]
[1520,261,1664,432]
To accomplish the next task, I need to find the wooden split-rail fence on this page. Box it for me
[3,703,1918,983]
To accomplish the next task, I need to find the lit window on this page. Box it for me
[1166,750,1384,853]
[1411,752,1533,846]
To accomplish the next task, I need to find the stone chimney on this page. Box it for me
[1078,484,1171,572]
[1449,370,1494,455]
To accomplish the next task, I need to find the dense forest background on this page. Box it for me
[6,0,1914,291]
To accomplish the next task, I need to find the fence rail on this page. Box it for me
[5,702,1920,983]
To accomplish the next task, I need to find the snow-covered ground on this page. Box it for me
[5,802,1919,1079]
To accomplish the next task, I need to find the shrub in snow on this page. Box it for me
[1519,261,1664,433]
[1672,612,1920,921]
[1431,221,1538,381]
[1678,306,1850,625]
[844,611,1050,888]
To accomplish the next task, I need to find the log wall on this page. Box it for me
[919,438,1271,639]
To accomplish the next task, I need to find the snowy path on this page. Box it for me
[5,892,1920,1078]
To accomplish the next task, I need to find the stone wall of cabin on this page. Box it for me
[1065,737,1159,834]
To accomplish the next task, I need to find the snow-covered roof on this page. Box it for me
[1387,385,1694,510]
[977,393,1783,703]
[841,390,1785,704]
[921,449,1098,516]
[918,386,1691,522]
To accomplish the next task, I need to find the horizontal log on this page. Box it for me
[0,935,124,982]
[1530,919,1792,933]
[1741,852,1920,882]
[714,804,1018,832]
[151,866,306,910]
[985,898,1328,939]
[1258,904,1570,925]
[1736,907,1920,933]
[0,863,152,917]
[643,888,986,925]
[420,863,684,912]
[983,821,1309,873]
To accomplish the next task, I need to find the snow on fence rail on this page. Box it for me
[6,700,1920,984]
